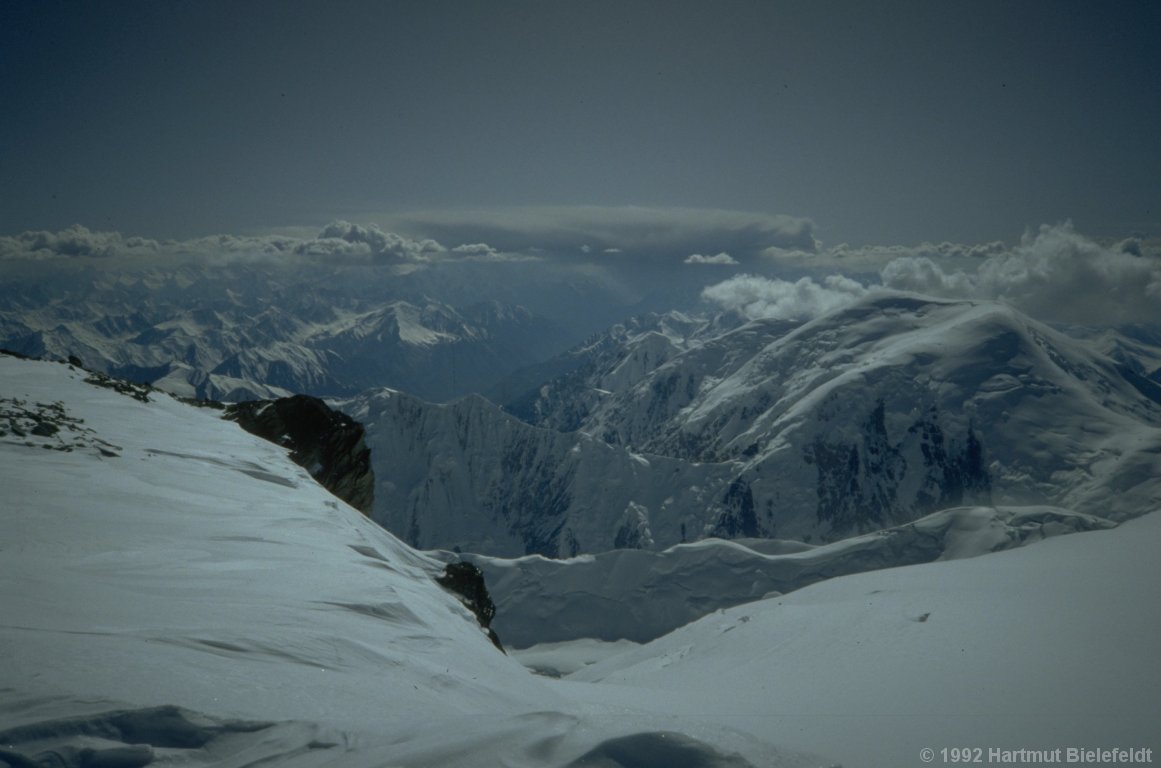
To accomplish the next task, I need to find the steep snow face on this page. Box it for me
[567,509,1161,768]
[519,295,1161,542]
[1,354,834,767]
[341,388,733,557]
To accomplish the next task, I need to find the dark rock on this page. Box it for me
[83,372,153,403]
[807,399,990,536]
[712,477,759,538]
[436,561,504,652]
[31,419,59,437]
[224,395,374,514]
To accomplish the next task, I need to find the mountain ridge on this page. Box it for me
[347,293,1161,553]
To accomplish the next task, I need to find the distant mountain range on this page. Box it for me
[344,294,1161,555]
[0,263,571,402]
[6,263,1160,560]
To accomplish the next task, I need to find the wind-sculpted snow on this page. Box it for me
[445,505,1115,648]
[0,704,296,768]
[0,354,835,767]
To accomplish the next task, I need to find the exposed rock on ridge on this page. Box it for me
[225,395,374,514]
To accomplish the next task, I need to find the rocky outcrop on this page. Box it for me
[436,561,504,652]
[225,395,374,514]
[804,400,991,535]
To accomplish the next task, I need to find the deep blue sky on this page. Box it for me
[2,0,1159,246]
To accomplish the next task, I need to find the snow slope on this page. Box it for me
[448,505,1115,647]
[0,354,829,767]
[567,509,1161,768]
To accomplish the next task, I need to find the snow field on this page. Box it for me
[1,355,829,767]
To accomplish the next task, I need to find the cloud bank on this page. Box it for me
[703,223,1161,326]
[0,225,162,261]
[878,223,1161,325]
[1,222,454,267]
[379,206,819,262]
[1,207,816,269]
[5,218,1156,328]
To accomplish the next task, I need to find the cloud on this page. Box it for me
[878,256,977,297]
[0,225,160,260]
[0,221,456,267]
[8,218,1154,327]
[701,273,869,321]
[451,242,498,258]
[685,252,738,265]
[763,239,1007,272]
[710,224,1161,326]
[878,222,1161,325]
[975,223,1161,325]
[303,220,446,263]
[0,208,817,273]
[446,242,535,262]
[378,206,819,262]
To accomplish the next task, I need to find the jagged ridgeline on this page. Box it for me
[345,294,1161,556]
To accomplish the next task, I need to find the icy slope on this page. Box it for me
[0,355,829,767]
[568,508,1161,768]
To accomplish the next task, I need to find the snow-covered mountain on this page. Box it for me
[4,352,1158,767]
[341,388,733,557]
[0,264,569,402]
[0,352,831,768]
[345,294,1161,555]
